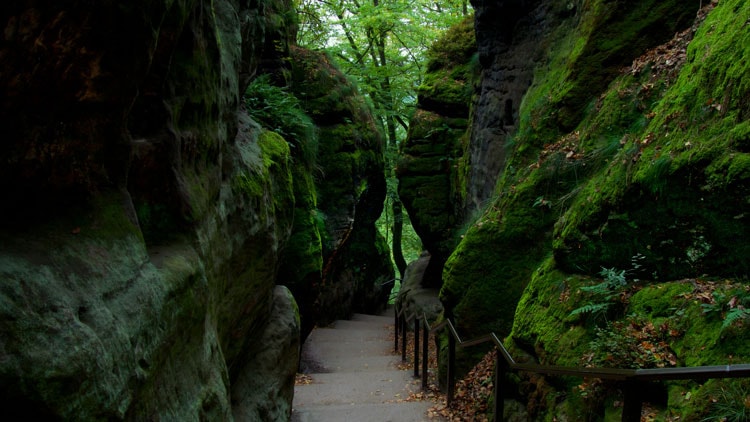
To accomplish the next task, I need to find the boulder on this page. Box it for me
[231,286,301,421]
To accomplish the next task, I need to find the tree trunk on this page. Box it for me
[391,196,407,278]
[366,6,408,278]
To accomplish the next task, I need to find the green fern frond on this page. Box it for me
[570,303,610,317]
[721,308,749,330]
[579,283,609,295]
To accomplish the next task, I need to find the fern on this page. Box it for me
[701,291,726,317]
[599,267,627,288]
[244,74,318,169]
[569,267,629,322]
[701,289,750,333]
[570,303,609,317]
[721,307,749,330]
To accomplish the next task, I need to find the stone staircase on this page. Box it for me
[292,311,438,422]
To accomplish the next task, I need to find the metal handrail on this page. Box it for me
[393,301,750,422]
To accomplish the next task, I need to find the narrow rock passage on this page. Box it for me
[292,310,438,422]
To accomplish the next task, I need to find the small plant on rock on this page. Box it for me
[569,267,628,323]
[582,316,679,369]
[701,380,750,422]
[244,74,318,169]
[700,287,750,332]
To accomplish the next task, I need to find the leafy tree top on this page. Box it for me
[296,0,471,143]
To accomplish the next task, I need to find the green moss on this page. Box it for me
[441,207,550,338]
[556,166,750,279]
[729,121,750,151]
[290,47,369,126]
[622,281,750,419]
[258,131,291,166]
[680,378,750,421]
[232,172,265,198]
[397,110,468,243]
[510,257,595,366]
[628,282,692,320]
[512,272,750,419]
[634,1,750,182]
[244,74,319,169]
[285,212,322,277]
[231,130,291,204]
[550,0,750,279]
[284,44,391,326]
[398,17,478,272]
[289,49,384,228]
[280,166,323,288]
[512,0,693,166]
[228,129,295,247]
[313,122,382,230]
[424,15,476,72]
[418,69,474,111]
[417,16,478,115]
[709,152,750,185]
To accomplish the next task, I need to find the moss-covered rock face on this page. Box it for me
[442,0,701,343]
[398,17,478,287]
[289,46,394,327]
[0,0,303,419]
[435,0,750,419]
[277,161,324,339]
[417,16,478,117]
[553,0,750,280]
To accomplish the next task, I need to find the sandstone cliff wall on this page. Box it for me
[0,0,390,419]
[409,0,749,418]
[397,17,478,287]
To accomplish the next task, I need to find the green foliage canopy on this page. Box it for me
[296,0,470,142]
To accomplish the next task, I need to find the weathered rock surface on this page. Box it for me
[410,0,748,418]
[396,252,444,324]
[232,286,301,421]
[0,0,389,419]
[288,47,394,334]
[397,17,477,287]
[441,0,696,341]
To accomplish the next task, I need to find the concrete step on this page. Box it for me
[323,319,392,331]
[294,311,439,422]
[304,336,389,351]
[291,401,434,422]
[299,355,401,373]
[294,370,422,405]
[307,326,389,343]
[351,313,394,324]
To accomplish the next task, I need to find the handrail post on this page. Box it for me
[421,320,428,389]
[447,323,456,407]
[414,318,420,377]
[493,350,508,422]
[394,308,399,353]
[401,314,407,361]
[621,380,643,422]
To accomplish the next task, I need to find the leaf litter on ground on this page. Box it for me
[389,322,496,421]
